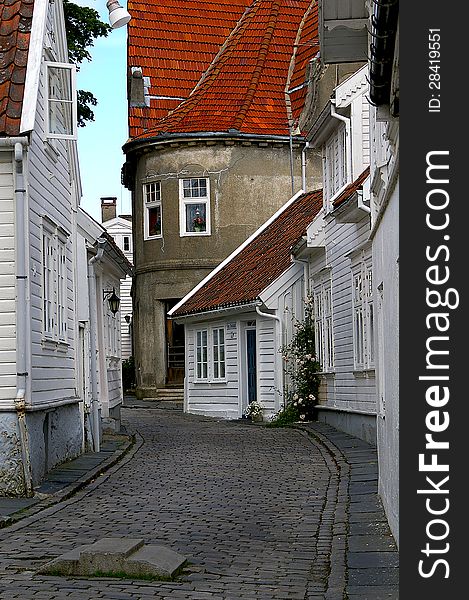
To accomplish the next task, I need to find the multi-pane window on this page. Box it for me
[42,221,68,342]
[45,62,77,140]
[313,279,334,372]
[352,261,374,370]
[212,328,225,379]
[123,236,130,252]
[196,330,208,379]
[144,181,162,239]
[195,326,226,381]
[324,124,347,207]
[180,178,210,235]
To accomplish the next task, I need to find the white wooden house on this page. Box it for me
[100,197,133,360]
[169,190,323,420]
[300,66,377,443]
[315,0,399,543]
[0,0,131,496]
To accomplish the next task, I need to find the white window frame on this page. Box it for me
[123,235,131,252]
[194,325,226,382]
[179,177,211,236]
[313,275,334,372]
[44,61,77,140]
[42,219,69,343]
[323,123,347,211]
[143,181,162,239]
[352,258,374,371]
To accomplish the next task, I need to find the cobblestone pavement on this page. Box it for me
[0,405,398,599]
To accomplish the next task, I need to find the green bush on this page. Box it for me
[268,296,321,427]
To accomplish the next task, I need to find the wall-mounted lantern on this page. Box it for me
[103,287,120,315]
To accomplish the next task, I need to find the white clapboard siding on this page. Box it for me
[312,212,376,414]
[25,58,77,407]
[107,367,122,408]
[0,155,16,402]
[257,317,276,412]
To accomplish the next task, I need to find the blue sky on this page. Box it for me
[74,1,131,221]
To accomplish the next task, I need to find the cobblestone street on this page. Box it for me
[0,403,398,599]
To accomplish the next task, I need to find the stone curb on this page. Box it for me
[0,432,141,532]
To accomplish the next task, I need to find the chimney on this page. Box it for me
[101,197,117,222]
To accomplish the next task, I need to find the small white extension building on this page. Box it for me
[169,190,323,421]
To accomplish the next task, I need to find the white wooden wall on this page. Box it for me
[26,0,78,407]
[309,215,376,414]
[0,153,16,403]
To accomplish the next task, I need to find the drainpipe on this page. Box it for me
[301,142,309,192]
[292,256,310,300]
[330,100,353,183]
[357,188,371,214]
[87,238,107,452]
[255,303,285,410]
[289,127,295,196]
[7,138,34,496]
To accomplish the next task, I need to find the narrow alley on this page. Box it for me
[0,400,397,599]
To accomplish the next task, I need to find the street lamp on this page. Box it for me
[106,1,131,29]
[103,288,121,315]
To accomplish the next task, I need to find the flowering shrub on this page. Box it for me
[244,400,264,418]
[269,295,321,426]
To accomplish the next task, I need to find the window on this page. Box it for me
[352,260,374,370]
[195,326,226,381]
[143,181,162,239]
[45,62,77,140]
[42,220,68,342]
[323,124,347,208]
[313,277,334,372]
[123,236,130,252]
[179,178,210,235]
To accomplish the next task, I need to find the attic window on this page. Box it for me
[45,62,77,140]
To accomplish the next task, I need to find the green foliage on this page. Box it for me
[268,296,321,427]
[63,1,112,126]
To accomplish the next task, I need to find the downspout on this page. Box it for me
[292,256,310,300]
[289,127,295,196]
[255,303,285,410]
[357,188,371,214]
[301,142,309,192]
[87,238,107,452]
[331,100,353,183]
[9,139,34,496]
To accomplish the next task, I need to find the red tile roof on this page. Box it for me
[171,189,322,317]
[128,0,319,140]
[332,167,370,208]
[0,0,33,136]
[128,0,252,137]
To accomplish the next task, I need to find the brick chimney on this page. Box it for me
[101,197,117,223]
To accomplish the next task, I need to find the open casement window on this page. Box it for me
[45,62,77,140]
[42,220,69,343]
[143,181,162,239]
[313,278,334,372]
[195,326,226,381]
[179,178,210,236]
[323,124,347,210]
[352,260,374,370]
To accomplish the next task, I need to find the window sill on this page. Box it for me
[42,338,69,352]
[180,232,211,237]
[144,235,162,241]
[317,371,335,378]
[193,379,228,385]
[353,368,375,378]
